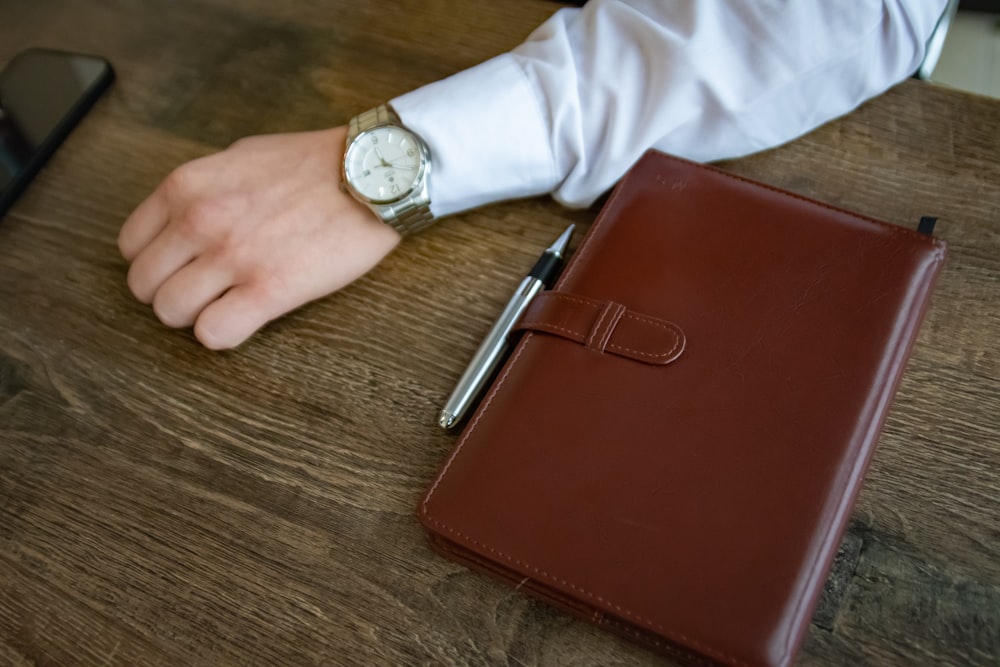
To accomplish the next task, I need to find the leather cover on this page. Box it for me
[419,151,946,666]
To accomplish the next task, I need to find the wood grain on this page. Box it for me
[1,1,998,665]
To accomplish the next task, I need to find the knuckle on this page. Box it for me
[175,191,248,243]
[203,235,244,270]
[177,200,223,238]
[162,164,196,200]
[253,274,291,305]
[229,135,253,150]
[229,134,266,151]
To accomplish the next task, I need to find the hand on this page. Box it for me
[118,127,401,350]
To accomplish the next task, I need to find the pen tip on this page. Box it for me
[550,224,574,257]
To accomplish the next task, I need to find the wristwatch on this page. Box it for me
[342,105,434,236]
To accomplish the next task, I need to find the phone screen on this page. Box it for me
[0,48,114,217]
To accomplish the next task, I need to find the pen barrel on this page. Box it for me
[441,276,544,426]
[529,251,564,287]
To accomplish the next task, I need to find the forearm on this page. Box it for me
[393,0,948,214]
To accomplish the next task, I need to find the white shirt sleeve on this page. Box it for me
[391,0,948,217]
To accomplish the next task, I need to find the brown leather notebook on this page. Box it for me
[419,152,946,666]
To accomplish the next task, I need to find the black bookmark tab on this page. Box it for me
[918,216,937,236]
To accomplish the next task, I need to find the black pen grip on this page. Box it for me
[528,252,564,287]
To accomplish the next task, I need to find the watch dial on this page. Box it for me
[345,126,423,203]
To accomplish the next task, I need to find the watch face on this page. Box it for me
[345,125,425,204]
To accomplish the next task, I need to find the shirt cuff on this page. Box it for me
[391,54,559,218]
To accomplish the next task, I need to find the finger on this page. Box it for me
[151,255,235,329]
[194,282,289,350]
[126,226,201,304]
[119,159,220,261]
[119,187,170,261]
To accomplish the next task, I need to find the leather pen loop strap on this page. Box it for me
[515,292,685,365]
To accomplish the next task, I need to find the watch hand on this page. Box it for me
[374,147,392,168]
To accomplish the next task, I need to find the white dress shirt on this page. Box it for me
[391,0,948,218]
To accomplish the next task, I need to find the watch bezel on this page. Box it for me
[343,124,430,206]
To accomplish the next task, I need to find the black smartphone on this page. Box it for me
[0,48,114,219]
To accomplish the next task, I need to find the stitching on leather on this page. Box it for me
[538,292,601,309]
[556,155,946,297]
[518,321,586,340]
[601,616,717,666]
[609,314,684,361]
[434,537,715,666]
[422,340,531,507]
[526,295,684,361]
[732,174,948,250]
[586,301,614,349]
[655,154,947,250]
[423,517,748,667]
[521,319,683,362]
[555,167,630,287]
[596,303,626,352]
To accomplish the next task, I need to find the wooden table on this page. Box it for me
[2,2,998,665]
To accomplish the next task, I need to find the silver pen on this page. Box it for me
[438,224,574,430]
